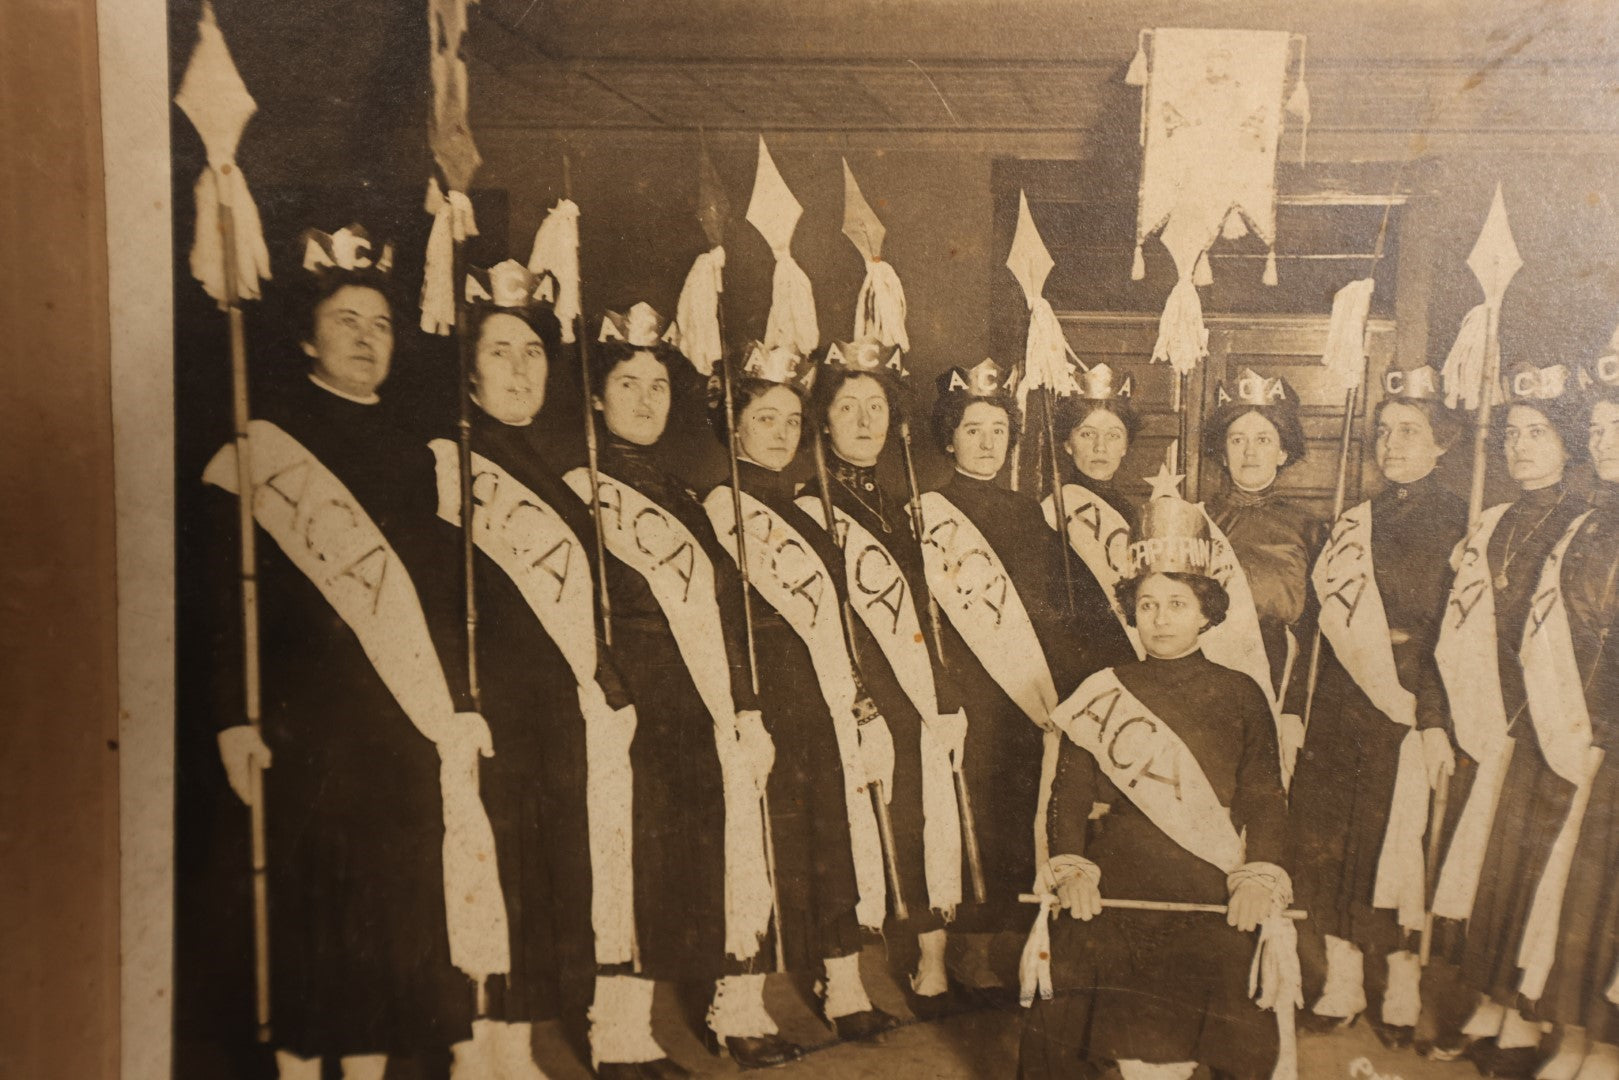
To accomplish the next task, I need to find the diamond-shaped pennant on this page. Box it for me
[841,159,886,263]
[698,138,729,249]
[1467,184,1522,307]
[174,2,256,169]
[745,137,802,258]
[1006,190,1054,308]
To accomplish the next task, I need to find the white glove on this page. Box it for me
[735,709,775,796]
[1278,712,1305,780]
[436,711,495,763]
[857,711,896,804]
[931,709,968,770]
[217,724,271,804]
[1421,727,1456,790]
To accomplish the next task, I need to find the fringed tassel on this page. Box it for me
[1193,250,1214,287]
[671,247,726,376]
[1441,303,1492,410]
[527,199,581,342]
[764,254,819,357]
[853,259,910,351]
[1017,297,1080,413]
[1263,249,1279,287]
[190,165,271,306]
[420,178,478,335]
[1152,276,1210,376]
[1320,277,1376,391]
[1131,243,1146,281]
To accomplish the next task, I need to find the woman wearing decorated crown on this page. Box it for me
[1044,363,1149,659]
[1422,360,1591,1073]
[701,339,903,1044]
[422,261,637,1080]
[1525,353,1619,1080]
[562,305,792,1076]
[1019,477,1295,1080]
[797,338,969,1015]
[1286,364,1467,1046]
[917,360,1111,986]
[196,228,485,1079]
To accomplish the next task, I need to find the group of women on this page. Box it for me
[191,225,1619,1080]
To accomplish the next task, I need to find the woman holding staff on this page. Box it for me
[1019,475,1296,1080]
[797,338,968,1014]
[702,340,902,1043]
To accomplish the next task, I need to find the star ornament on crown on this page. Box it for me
[825,339,906,378]
[1078,362,1133,401]
[741,341,817,390]
[1129,461,1215,576]
[599,302,670,349]
[1382,365,1442,402]
[465,260,556,310]
[939,358,1008,398]
[1215,367,1289,407]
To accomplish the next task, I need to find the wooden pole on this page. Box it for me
[1019,893,1307,920]
[1300,385,1360,733]
[1043,388,1077,612]
[451,227,482,711]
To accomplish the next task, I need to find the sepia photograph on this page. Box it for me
[88,1,1619,1078]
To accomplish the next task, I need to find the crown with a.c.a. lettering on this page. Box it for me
[1128,463,1214,578]
[464,260,557,311]
[302,225,393,276]
[935,358,1009,399]
[1381,364,1442,402]
[1077,362,1132,401]
[741,340,817,390]
[1503,361,1573,404]
[598,302,671,348]
[1215,367,1294,408]
[824,338,907,378]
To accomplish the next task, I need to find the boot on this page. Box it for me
[451,1018,504,1080]
[340,1055,388,1080]
[1539,1026,1589,1080]
[1574,1042,1619,1080]
[494,1020,550,1080]
[275,1051,322,1080]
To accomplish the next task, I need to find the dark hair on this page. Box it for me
[1373,397,1465,454]
[929,392,1022,457]
[470,303,561,349]
[1584,380,1619,419]
[708,375,809,450]
[1056,396,1141,447]
[1114,571,1230,630]
[298,269,398,348]
[1492,398,1588,464]
[1203,403,1308,470]
[808,366,905,440]
[589,339,681,397]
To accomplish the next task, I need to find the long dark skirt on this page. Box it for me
[1541,759,1619,1039]
[866,662,948,933]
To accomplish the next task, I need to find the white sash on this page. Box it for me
[432,442,638,965]
[1045,666,1301,1080]
[205,421,509,981]
[706,487,887,930]
[561,467,773,960]
[796,495,963,913]
[1042,484,1144,658]
[1516,511,1604,1000]
[1432,503,1513,921]
[1311,501,1429,930]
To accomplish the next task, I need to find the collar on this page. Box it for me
[736,458,795,503]
[1379,468,1443,505]
[308,372,380,405]
[831,455,880,494]
[1222,483,1278,509]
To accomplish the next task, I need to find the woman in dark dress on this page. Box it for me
[1289,365,1467,1045]
[562,305,790,1074]
[1426,361,1590,1074]
[1020,486,1294,1080]
[203,231,478,1080]
[916,360,1115,987]
[702,340,901,1042]
[798,339,967,1014]
[1534,359,1619,1080]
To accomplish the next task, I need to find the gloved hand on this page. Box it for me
[1228,877,1273,933]
[217,724,271,804]
[856,709,896,804]
[735,709,775,796]
[931,709,968,770]
[1421,726,1456,790]
[1278,713,1305,780]
[436,711,495,763]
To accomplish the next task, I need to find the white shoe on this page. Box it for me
[275,1051,322,1080]
[1540,1027,1590,1080]
[340,1054,387,1080]
[451,1019,503,1080]
[493,1021,549,1080]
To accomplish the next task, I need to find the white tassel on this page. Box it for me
[527,199,581,342]
[1125,40,1148,86]
[1131,243,1146,281]
[764,253,819,356]
[1152,277,1209,376]
[190,166,271,306]
[1193,250,1214,287]
[420,178,478,335]
[671,247,726,376]
[1441,303,1492,410]
[1263,249,1279,287]
[853,259,910,352]
[1017,297,1080,413]
[1321,278,1376,391]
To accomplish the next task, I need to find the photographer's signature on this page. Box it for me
[1348,1057,1403,1080]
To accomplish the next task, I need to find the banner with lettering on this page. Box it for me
[1042,483,1143,657]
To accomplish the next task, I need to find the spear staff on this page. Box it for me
[1420,184,1522,965]
[175,2,275,1040]
[841,159,987,904]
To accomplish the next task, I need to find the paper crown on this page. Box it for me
[936,358,1009,399]
[1504,362,1572,404]
[1580,353,1619,391]
[598,303,669,349]
[1077,363,1132,401]
[465,259,556,310]
[824,338,907,378]
[302,225,393,276]
[1128,464,1213,577]
[1215,368,1295,408]
[740,341,816,389]
[1381,365,1442,402]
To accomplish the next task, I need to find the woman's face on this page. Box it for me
[737,385,803,472]
[473,313,547,426]
[1066,407,1129,483]
[1374,401,1443,485]
[1223,410,1288,492]
[825,375,890,468]
[1503,404,1567,490]
[303,284,394,399]
[597,350,671,446]
[1590,399,1619,484]
[1134,573,1206,660]
[949,401,1011,480]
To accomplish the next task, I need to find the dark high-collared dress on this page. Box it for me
[928,470,1123,929]
[1289,470,1466,1003]
[1020,651,1289,1079]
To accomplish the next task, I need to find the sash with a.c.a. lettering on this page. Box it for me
[1516,511,1604,1000]
[1311,501,1430,931]
[796,495,963,914]
[706,487,886,930]
[561,467,773,960]
[1202,513,1286,726]
[433,440,642,965]
[205,420,510,982]
[1431,503,1512,921]
[1041,484,1143,658]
